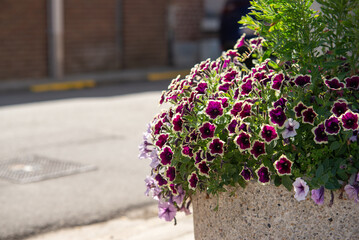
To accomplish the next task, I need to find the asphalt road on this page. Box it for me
[0,80,171,240]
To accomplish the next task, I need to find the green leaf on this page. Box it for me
[274,175,281,187]
[316,165,324,177]
[330,141,341,151]
[281,175,293,191]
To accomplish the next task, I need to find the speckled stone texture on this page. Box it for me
[192,181,359,240]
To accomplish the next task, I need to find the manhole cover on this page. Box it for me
[0,155,97,184]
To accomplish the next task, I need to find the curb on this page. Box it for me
[0,68,190,94]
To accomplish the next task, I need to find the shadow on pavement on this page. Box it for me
[0,80,171,107]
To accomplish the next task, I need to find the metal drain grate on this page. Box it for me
[0,155,97,184]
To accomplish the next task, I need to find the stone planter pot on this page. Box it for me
[192,181,359,240]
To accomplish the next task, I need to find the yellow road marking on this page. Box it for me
[30,80,96,92]
[147,69,190,81]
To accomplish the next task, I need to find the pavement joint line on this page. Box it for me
[29,79,96,93]
[147,69,190,81]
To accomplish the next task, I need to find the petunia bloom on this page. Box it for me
[344,75,359,90]
[340,110,359,130]
[331,100,348,117]
[199,122,216,139]
[311,186,325,205]
[324,116,341,135]
[234,33,246,48]
[197,160,210,177]
[282,118,300,139]
[344,184,359,203]
[196,82,208,94]
[260,125,278,143]
[250,141,266,159]
[241,167,253,181]
[312,123,328,144]
[208,138,225,155]
[241,79,253,95]
[166,166,176,182]
[302,107,317,125]
[188,172,199,190]
[218,82,232,92]
[173,185,185,205]
[293,102,307,118]
[274,155,293,175]
[205,100,224,119]
[227,119,238,134]
[294,75,311,87]
[230,102,243,116]
[158,201,177,222]
[234,132,251,151]
[172,114,183,132]
[160,146,173,165]
[269,107,287,127]
[156,134,169,148]
[256,165,270,184]
[273,97,287,109]
[239,103,252,119]
[325,77,344,90]
[271,73,284,90]
[293,177,309,201]
[155,173,168,186]
[181,145,194,157]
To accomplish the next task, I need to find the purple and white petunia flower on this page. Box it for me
[156,134,169,148]
[230,102,243,116]
[188,172,199,190]
[223,70,238,82]
[199,122,216,139]
[173,185,185,205]
[239,103,252,119]
[144,175,157,196]
[158,201,177,222]
[340,110,359,130]
[274,155,292,175]
[240,167,253,181]
[324,116,341,135]
[172,114,183,132]
[160,146,173,165]
[227,118,238,135]
[344,184,359,203]
[293,177,309,201]
[302,107,317,125]
[241,79,253,95]
[205,100,224,119]
[234,33,246,48]
[294,75,311,87]
[181,145,194,158]
[271,73,284,90]
[218,82,232,92]
[269,107,287,128]
[166,166,176,182]
[311,186,325,205]
[234,131,251,151]
[282,118,300,139]
[195,82,208,94]
[331,100,348,118]
[350,130,358,142]
[293,102,307,118]
[344,75,359,90]
[208,138,225,155]
[325,77,344,90]
[273,97,287,109]
[256,165,270,184]
[219,97,229,108]
[155,173,168,186]
[250,141,266,159]
[196,160,210,177]
[312,123,328,144]
[149,149,160,168]
[260,125,278,143]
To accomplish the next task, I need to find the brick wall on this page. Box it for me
[122,0,169,68]
[173,0,204,41]
[64,0,118,74]
[0,0,48,80]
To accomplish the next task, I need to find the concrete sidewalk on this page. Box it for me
[25,204,194,240]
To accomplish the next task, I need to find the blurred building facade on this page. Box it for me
[0,0,227,82]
